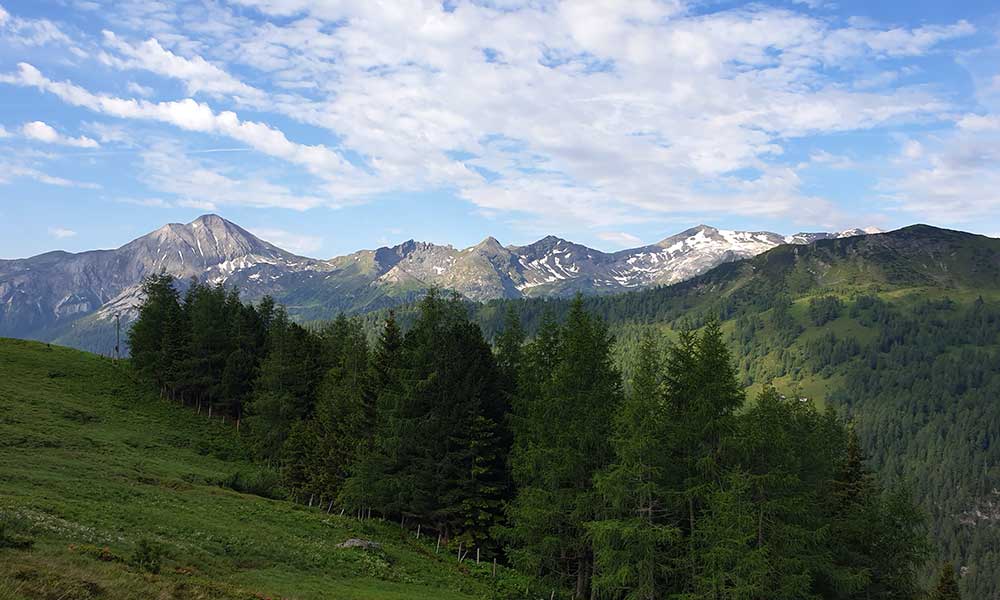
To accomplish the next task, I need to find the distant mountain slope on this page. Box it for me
[0,214,879,352]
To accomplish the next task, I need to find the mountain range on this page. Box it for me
[0,214,880,352]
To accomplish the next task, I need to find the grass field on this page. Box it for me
[0,338,527,600]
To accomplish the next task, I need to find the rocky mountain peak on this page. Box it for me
[472,236,506,255]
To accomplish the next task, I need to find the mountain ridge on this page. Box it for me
[0,214,884,351]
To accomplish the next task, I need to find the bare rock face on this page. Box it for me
[0,213,879,352]
[336,538,381,550]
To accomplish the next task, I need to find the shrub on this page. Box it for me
[0,521,34,550]
[219,469,286,500]
[70,544,125,563]
[130,538,164,574]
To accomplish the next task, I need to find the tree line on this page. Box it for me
[128,274,954,599]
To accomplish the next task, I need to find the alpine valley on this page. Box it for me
[0,214,880,354]
[4,218,1000,598]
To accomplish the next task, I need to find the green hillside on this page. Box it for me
[0,338,523,600]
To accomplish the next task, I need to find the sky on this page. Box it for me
[1,0,999,259]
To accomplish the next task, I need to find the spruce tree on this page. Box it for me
[495,305,525,385]
[245,308,323,461]
[346,292,506,546]
[730,388,844,599]
[590,331,678,600]
[661,321,744,594]
[507,296,621,598]
[690,470,770,599]
[931,563,961,600]
[311,314,370,502]
[341,312,404,514]
[128,273,181,390]
[821,428,929,600]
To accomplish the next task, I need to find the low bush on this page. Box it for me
[130,538,165,574]
[218,469,286,500]
[0,521,34,550]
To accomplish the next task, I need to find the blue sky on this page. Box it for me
[1,0,999,259]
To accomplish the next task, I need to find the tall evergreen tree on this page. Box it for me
[590,331,678,600]
[495,305,525,386]
[820,429,929,599]
[507,296,622,598]
[128,273,181,390]
[690,469,770,599]
[310,314,370,502]
[182,281,233,412]
[245,307,323,461]
[348,292,507,547]
[727,388,846,599]
[931,563,961,600]
[341,311,404,514]
[661,321,745,594]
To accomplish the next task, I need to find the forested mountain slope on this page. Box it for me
[458,225,1000,598]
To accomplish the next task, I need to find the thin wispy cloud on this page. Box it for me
[48,226,77,238]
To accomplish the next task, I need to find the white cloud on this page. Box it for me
[957,114,1000,131]
[0,125,9,138]
[82,121,133,145]
[0,1,983,228]
[177,198,218,211]
[0,162,101,189]
[48,227,77,238]
[102,31,265,101]
[1,63,358,188]
[117,197,171,208]
[126,81,154,97]
[882,122,1000,223]
[21,120,99,148]
[248,227,323,255]
[0,3,83,53]
[139,145,333,211]
[597,232,644,248]
[807,150,859,170]
[901,139,924,160]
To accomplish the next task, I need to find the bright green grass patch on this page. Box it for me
[0,338,522,600]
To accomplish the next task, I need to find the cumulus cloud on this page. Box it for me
[1,63,355,184]
[48,227,77,238]
[0,124,9,138]
[882,121,1000,223]
[0,1,987,230]
[22,120,99,148]
[101,31,266,101]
